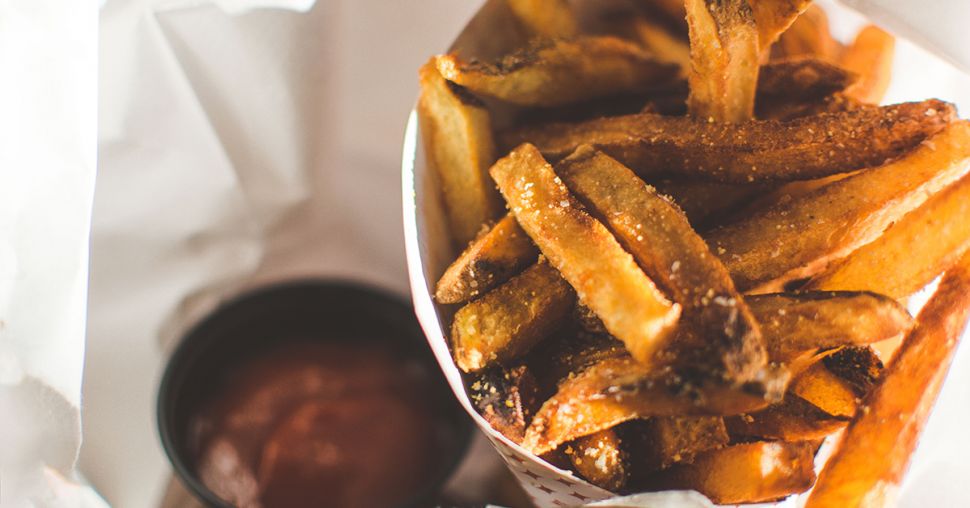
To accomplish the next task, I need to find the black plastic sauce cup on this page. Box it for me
[157,280,472,507]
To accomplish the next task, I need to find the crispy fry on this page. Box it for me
[638,441,817,504]
[630,16,691,71]
[772,5,842,61]
[436,37,678,107]
[565,429,628,491]
[707,120,970,291]
[841,25,895,104]
[451,260,574,372]
[726,395,848,442]
[527,329,626,394]
[505,0,578,38]
[522,355,786,455]
[757,57,857,105]
[435,213,538,304]
[469,364,541,442]
[626,417,730,472]
[490,144,681,366]
[418,60,502,245]
[759,92,864,120]
[748,0,813,51]
[503,100,954,184]
[790,347,883,418]
[685,0,760,122]
[652,179,766,227]
[789,363,859,419]
[809,171,970,298]
[749,292,914,363]
[557,147,767,383]
[806,251,970,508]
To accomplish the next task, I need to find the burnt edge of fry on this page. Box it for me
[822,346,883,398]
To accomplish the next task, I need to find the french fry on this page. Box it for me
[748,0,813,52]
[638,441,817,504]
[757,57,857,106]
[490,144,681,366]
[841,25,895,104]
[451,259,575,372]
[557,147,767,384]
[806,251,970,508]
[685,0,760,122]
[564,429,629,491]
[726,395,849,442]
[790,347,883,418]
[749,292,914,363]
[436,37,678,107]
[502,99,954,184]
[771,5,842,61]
[809,170,970,298]
[522,355,787,455]
[759,92,864,121]
[527,328,626,395]
[435,213,538,304]
[626,416,730,472]
[652,179,766,228]
[630,16,691,71]
[469,364,541,442]
[707,120,970,292]
[418,60,502,245]
[505,0,578,39]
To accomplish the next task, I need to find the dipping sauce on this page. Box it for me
[190,341,445,508]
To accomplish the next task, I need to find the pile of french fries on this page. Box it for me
[418,0,970,505]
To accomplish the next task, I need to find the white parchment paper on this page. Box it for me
[0,1,105,506]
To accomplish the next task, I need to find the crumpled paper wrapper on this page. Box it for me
[0,0,106,506]
[403,0,970,506]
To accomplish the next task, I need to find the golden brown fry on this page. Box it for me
[758,57,857,103]
[522,355,785,455]
[469,364,541,443]
[685,0,760,122]
[435,213,538,304]
[627,417,730,472]
[418,60,502,246]
[451,260,575,372]
[790,347,883,418]
[748,0,813,52]
[557,147,767,384]
[505,0,578,38]
[503,99,954,184]
[726,395,848,442]
[789,363,859,419]
[527,329,626,393]
[841,25,895,104]
[806,251,970,508]
[564,429,628,492]
[639,441,817,504]
[652,179,766,227]
[809,171,970,298]
[630,16,691,71]
[759,91,864,120]
[490,144,681,366]
[436,37,678,107]
[707,120,970,292]
[772,5,842,61]
[749,292,914,363]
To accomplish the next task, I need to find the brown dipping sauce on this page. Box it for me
[190,342,444,508]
